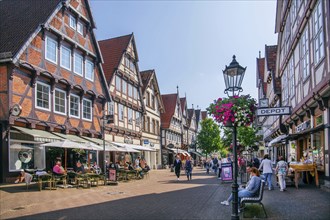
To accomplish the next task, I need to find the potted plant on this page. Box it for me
[207,95,257,127]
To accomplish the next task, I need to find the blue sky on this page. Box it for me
[90,0,278,111]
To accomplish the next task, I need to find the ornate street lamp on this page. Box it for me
[223,55,246,96]
[222,55,246,220]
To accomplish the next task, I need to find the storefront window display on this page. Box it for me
[9,142,45,171]
[312,131,324,171]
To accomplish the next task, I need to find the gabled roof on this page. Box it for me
[265,45,281,94]
[256,57,267,95]
[161,93,178,129]
[140,69,165,112]
[180,97,187,113]
[195,109,201,125]
[187,109,195,127]
[98,34,132,84]
[265,45,277,73]
[140,70,153,94]
[0,0,62,60]
[201,111,207,120]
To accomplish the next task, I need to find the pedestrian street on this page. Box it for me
[1,168,329,220]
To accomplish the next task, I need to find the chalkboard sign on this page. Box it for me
[221,162,233,182]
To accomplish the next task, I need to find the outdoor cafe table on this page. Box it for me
[289,163,319,189]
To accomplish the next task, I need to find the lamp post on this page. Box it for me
[102,112,113,185]
[222,55,246,220]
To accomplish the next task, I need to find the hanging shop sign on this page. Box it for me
[257,106,291,116]
[296,120,311,133]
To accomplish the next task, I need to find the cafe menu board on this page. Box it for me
[109,169,116,181]
[221,162,233,182]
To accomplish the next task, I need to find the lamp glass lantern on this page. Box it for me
[223,55,247,96]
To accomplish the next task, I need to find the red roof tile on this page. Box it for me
[257,58,267,95]
[180,97,186,113]
[201,111,207,120]
[140,70,153,94]
[161,93,178,129]
[98,34,132,84]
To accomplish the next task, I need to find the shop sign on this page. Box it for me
[257,106,291,116]
[143,139,149,144]
[296,120,311,133]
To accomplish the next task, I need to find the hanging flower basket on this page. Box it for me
[207,95,257,127]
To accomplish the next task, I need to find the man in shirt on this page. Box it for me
[173,155,182,181]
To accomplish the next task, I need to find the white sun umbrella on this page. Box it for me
[112,142,140,153]
[41,140,88,170]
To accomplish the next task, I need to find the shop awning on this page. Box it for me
[190,151,204,157]
[268,135,287,146]
[112,142,141,152]
[80,137,122,152]
[51,133,88,143]
[125,143,156,152]
[166,147,191,156]
[11,126,64,143]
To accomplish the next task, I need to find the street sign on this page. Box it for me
[257,106,291,116]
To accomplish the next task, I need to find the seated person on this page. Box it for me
[92,162,101,174]
[115,161,121,170]
[53,161,65,175]
[14,169,25,183]
[143,163,151,172]
[128,162,135,171]
[221,167,261,206]
[75,161,85,174]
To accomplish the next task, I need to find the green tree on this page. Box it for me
[196,118,221,158]
[237,126,259,148]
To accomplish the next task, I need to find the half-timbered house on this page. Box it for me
[140,69,165,169]
[99,34,150,165]
[0,0,111,182]
[275,0,330,183]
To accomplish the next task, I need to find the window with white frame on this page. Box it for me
[134,87,138,99]
[108,102,114,115]
[45,37,57,63]
[313,1,324,64]
[70,94,80,118]
[136,111,140,126]
[54,89,66,115]
[301,28,309,80]
[82,98,92,120]
[74,52,83,75]
[69,15,76,29]
[122,80,127,95]
[128,108,133,124]
[288,57,295,98]
[36,82,50,110]
[77,21,83,35]
[60,45,71,70]
[118,104,124,121]
[128,84,133,97]
[85,60,94,81]
[115,75,121,91]
[282,70,289,105]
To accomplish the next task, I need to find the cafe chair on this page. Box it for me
[52,172,67,188]
[38,174,54,191]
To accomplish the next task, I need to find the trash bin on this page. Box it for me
[170,165,174,172]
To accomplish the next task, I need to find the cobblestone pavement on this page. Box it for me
[1,168,329,220]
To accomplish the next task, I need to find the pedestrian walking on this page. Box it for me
[275,155,288,191]
[173,155,182,181]
[259,154,273,190]
[205,159,211,174]
[218,157,222,179]
[212,156,219,174]
[185,156,193,180]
